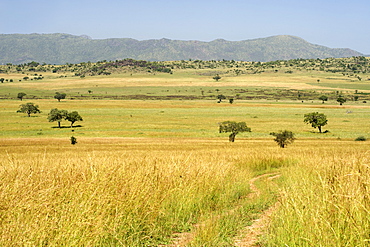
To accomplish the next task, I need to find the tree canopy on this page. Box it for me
[17,92,26,101]
[54,92,66,102]
[337,97,346,105]
[219,121,251,142]
[270,130,295,148]
[303,112,328,133]
[17,102,41,117]
[65,111,83,127]
[48,108,68,128]
[319,95,328,103]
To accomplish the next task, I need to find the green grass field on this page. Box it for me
[0,59,370,246]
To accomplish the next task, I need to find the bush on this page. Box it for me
[70,136,77,145]
[355,136,367,141]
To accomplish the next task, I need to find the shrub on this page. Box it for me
[355,136,367,141]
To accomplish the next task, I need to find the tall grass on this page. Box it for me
[0,139,266,246]
[1,139,369,246]
[264,148,370,246]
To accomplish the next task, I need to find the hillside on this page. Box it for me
[0,33,362,64]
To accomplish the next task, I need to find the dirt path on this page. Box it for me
[164,173,280,247]
[234,173,281,247]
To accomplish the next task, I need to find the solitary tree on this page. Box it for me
[217,94,226,102]
[17,102,41,117]
[213,74,221,81]
[17,92,27,101]
[337,96,346,105]
[304,112,328,133]
[319,95,328,104]
[65,111,83,127]
[219,121,251,142]
[48,108,68,128]
[54,92,67,102]
[270,130,295,148]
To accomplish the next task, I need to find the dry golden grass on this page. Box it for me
[3,69,369,93]
[0,137,369,245]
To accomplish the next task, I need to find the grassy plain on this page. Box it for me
[0,59,370,246]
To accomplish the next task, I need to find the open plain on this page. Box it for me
[0,58,369,246]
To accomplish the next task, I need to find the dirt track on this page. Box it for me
[165,173,281,247]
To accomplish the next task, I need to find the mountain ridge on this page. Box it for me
[0,33,362,64]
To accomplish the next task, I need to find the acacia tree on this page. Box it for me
[217,94,226,102]
[17,102,41,117]
[17,92,26,101]
[213,74,221,81]
[337,96,346,105]
[48,108,68,128]
[219,121,251,142]
[319,95,328,104]
[54,92,66,102]
[304,112,328,133]
[65,111,83,127]
[270,130,295,148]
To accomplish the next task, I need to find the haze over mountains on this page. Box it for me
[0,33,363,64]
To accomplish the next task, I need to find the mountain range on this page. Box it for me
[0,33,363,64]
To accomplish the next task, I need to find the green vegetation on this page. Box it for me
[219,121,251,142]
[47,108,68,128]
[70,136,77,145]
[54,92,66,102]
[65,111,83,127]
[355,136,367,141]
[16,102,41,117]
[270,130,295,148]
[17,92,26,101]
[337,96,347,105]
[0,56,370,246]
[304,112,328,133]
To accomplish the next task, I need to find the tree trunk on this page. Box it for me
[229,133,236,142]
[58,121,61,128]
[318,126,322,133]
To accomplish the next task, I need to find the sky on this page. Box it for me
[1,0,369,54]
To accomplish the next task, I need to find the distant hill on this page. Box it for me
[0,33,363,64]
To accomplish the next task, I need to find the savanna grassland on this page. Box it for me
[0,57,369,246]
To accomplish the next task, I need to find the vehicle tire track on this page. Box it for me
[164,173,280,247]
[234,173,281,247]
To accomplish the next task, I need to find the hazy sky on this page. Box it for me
[1,0,369,54]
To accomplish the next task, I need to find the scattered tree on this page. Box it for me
[0,78,4,83]
[17,102,41,117]
[17,92,27,101]
[337,96,346,105]
[47,108,68,128]
[213,74,221,81]
[229,98,234,104]
[304,112,328,133]
[319,95,328,103]
[217,94,226,103]
[270,130,295,148]
[219,121,251,142]
[54,92,67,102]
[65,111,83,127]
